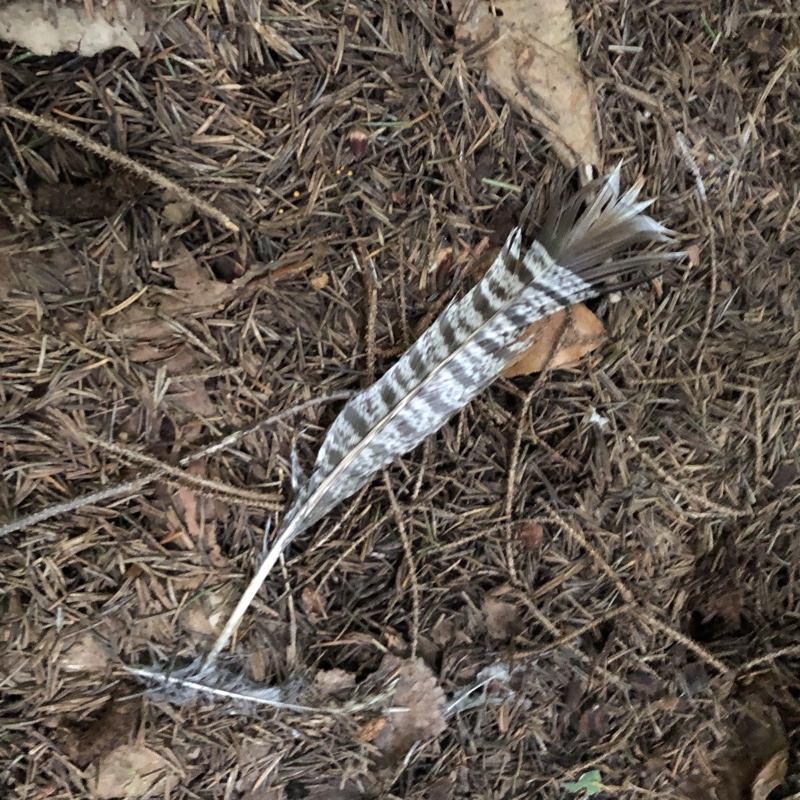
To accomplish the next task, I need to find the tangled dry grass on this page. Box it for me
[1,0,799,798]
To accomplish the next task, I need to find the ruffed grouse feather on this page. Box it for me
[197,164,680,671]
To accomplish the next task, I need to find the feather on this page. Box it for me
[125,662,306,711]
[184,166,681,677]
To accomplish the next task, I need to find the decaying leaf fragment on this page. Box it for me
[711,697,789,800]
[751,748,788,800]
[503,303,606,376]
[482,596,524,640]
[93,744,178,799]
[371,656,447,761]
[452,0,599,169]
[0,0,148,57]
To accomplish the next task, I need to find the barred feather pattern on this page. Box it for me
[195,164,680,673]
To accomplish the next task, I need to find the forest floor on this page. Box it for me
[1,1,799,798]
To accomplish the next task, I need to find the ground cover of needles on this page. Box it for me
[1,1,799,798]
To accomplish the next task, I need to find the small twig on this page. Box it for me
[676,132,717,367]
[0,103,239,233]
[0,477,151,538]
[0,392,353,538]
[753,386,765,489]
[540,501,635,605]
[642,614,731,676]
[280,555,299,671]
[675,132,707,204]
[364,255,379,386]
[519,605,632,659]
[541,502,731,676]
[85,435,284,510]
[626,434,749,517]
[739,643,800,673]
[384,471,420,659]
[186,391,353,462]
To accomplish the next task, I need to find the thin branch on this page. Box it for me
[384,471,420,659]
[0,103,239,233]
[0,392,353,538]
[85,435,284,511]
[541,502,731,676]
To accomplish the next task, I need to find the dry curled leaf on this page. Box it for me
[357,715,388,743]
[163,201,194,226]
[180,586,236,637]
[503,304,606,376]
[301,586,327,622]
[517,520,544,551]
[713,698,788,800]
[313,668,356,698]
[60,632,110,672]
[751,748,788,800]
[452,0,598,169]
[63,692,140,768]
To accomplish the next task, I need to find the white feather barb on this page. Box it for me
[166,166,680,683]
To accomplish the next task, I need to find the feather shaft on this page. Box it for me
[199,167,679,674]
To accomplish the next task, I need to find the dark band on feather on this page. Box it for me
[487,275,513,303]
[471,284,493,320]
[379,381,399,410]
[533,279,575,309]
[439,316,459,350]
[343,404,369,438]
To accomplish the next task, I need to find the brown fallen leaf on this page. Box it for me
[63,691,140,769]
[712,697,788,800]
[310,272,330,289]
[452,0,599,170]
[168,461,228,567]
[60,632,110,672]
[301,586,328,622]
[313,668,356,698]
[686,243,701,267]
[483,597,524,640]
[517,520,544,551]
[357,715,388,743]
[169,241,237,308]
[371,656,447,761]
[503,304,606,377]
[113,243,241,372]
[93,744,178,799]
[751,748,788,800]
[0,0,148,57]
[168,378,216,418]
[180,586,237,637]
[163,200,194,226]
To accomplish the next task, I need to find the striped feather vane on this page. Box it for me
[195,165,680,674]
